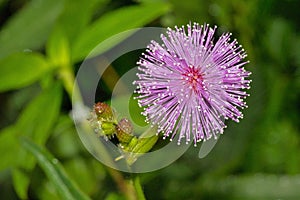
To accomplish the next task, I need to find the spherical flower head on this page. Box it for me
[134,23,251,146]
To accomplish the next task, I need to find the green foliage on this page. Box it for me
[0,0,64,59]
[72,1,171,61]
[0,0,299,199]
[46,27,70,68]
[20,138,91,200]
[0,53,49,92]
[0,84,62,198]
[55,0,109,44]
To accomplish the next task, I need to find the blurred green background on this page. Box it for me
[0,0,300,199]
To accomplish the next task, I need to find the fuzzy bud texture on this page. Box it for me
[116,118,134,144]
[94,102,114,121]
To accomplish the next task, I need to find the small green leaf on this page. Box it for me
[12,169,30,200]
[0,52,49,92]
[20,138,91,200]
[46,27,70,67]
[133,134,158,154]
[0,0,64,59]
[120,127,159,165]
[0,126,19,170]
[71,2,171,62]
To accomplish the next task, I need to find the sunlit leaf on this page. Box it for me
[46,27,70,67]
[0,52,49,92]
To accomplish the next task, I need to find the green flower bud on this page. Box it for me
[89,102,117,136]
[90,103,159,166]
[101,121,116,135]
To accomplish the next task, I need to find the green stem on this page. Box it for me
[133,175,146,200]
[59,66,82,103]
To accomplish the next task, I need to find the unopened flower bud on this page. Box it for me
[116,118,134,144]
[94,102,114,121]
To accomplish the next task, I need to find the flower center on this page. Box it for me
[182,66,204,93]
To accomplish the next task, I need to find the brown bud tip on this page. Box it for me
[118,118,133,134]
[94,102,113,120]
[116,118,134,143]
